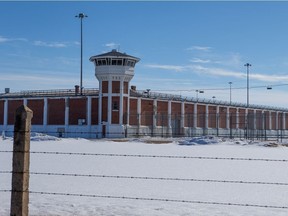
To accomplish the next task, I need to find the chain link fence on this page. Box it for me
[126,112,287,140]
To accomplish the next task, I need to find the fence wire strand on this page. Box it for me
[1,150,288,162]
[1,171,288,186]
[0,190,287,210]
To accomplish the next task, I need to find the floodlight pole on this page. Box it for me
[76,13,88,95]
[244,63,252,108]
[228,82,232,105]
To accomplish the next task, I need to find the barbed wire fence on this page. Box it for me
[1,105,288,214]
[1,150,288,211]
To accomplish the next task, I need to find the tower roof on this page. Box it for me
[89,49,140,62]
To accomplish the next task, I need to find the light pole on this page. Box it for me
[75,13,88,95]
[195,90,204,100]
[228,81,232,105]
[244,63,252,108]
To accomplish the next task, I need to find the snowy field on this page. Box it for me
[1,134,288,216]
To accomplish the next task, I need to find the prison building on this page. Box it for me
[0,49,288,138]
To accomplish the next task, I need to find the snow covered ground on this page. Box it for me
[1,135,288,216]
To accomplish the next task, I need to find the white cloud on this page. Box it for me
[190,58,211,63]
[104,42,120,50]
[145,64,186,72]
[33,41,68,48]
[0,36,9,43]
[186,46,212,52]
[0,35,27,43]
[145,63,288,82]
[190,65,288,82]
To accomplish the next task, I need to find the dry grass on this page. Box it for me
[144,140,173,144]
[111,138,173,144]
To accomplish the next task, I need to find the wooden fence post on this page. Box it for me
[10,105,33,216]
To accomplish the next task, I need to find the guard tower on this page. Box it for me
[89,49,140,138]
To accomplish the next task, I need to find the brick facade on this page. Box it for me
[69,98,87,125]
[129,98,138,126]
[91,98,98,125]
[8,100,23,125]
[27,99,44,125]
[0,100,4,124]
[48,99,65,125]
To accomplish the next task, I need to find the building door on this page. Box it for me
[102,125,106,138]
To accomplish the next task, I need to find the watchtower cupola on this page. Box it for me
[89,49,140,82]
[89,50,140,138]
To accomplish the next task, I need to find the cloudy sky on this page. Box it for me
[1,1,288,107]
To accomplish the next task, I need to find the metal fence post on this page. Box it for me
[10,105,33,216]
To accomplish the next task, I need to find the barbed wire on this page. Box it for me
[0,150,288,162]
[1,189,287,210]
[1,171,288,186]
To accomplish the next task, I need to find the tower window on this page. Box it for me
[96,59,107,66]
[117,59,122,65]
[127,60,135,67]
[112,101,119,111]
[111,59,123,65]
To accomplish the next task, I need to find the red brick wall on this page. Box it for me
[263,111,270,129]
[255,110,263,129]
[271,112,277,130]
[69,98,87,125]
[141,99,153,126]
[238,109,246,129]
[229,108,237,129]
[102,97,108,122]
[184,103,194,127]
[157,101,168,126]
[129,98,138,126]
[102,81,108,93]
[0,101,4,124]
[27,99,44,125]
[91,98,98,125]
[171,102,181,115]
[208,106,217,128]
[8,100,23,125]
[48,99,65,125]
[171,102,181,128]
[123,97,128,124]
[197,104,206,128]
[124,82,128,94]
[112,97,119,124]
[277,112,281,129]
[112,81,120,93]
[219,107,227,129]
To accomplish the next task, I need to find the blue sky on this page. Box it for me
[1,1,288,108]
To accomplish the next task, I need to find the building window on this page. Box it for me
[112,101,119,111]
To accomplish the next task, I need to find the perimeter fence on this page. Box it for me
[1,150,288,213]
[1,106,288,215]
[2,112,288,140]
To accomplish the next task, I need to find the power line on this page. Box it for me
[149,83,288,92]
